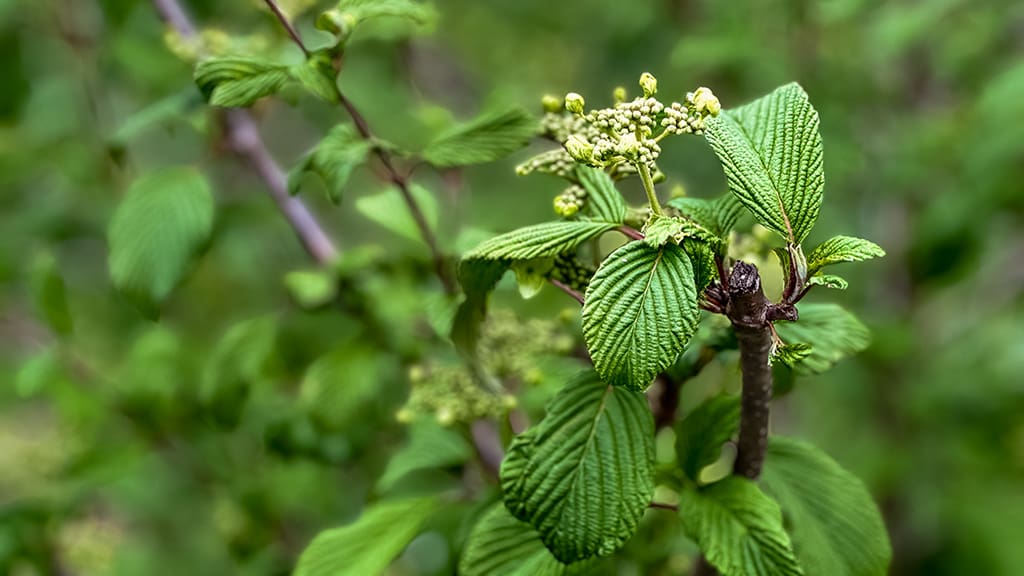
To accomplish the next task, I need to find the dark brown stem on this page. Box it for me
[648,502,679,512]
[262,1,456,295]
[617,225,645,241]
[262,0,309,56]
[152,0,338,265]
[725,261,773,479]
[549,278,584,305]
[694,556,718,576]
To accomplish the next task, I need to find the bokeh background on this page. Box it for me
[1,0,1023,574]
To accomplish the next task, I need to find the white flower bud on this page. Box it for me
[639,72,658,97]
[564,92,585,115]
[564,134,595,164]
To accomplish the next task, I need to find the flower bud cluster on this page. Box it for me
[515,148,576,179]
[553,185,587,217]
[397,362,515,425]
[549,254,596,293]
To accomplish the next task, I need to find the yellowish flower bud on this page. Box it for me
[692,86,721,116]
[564,134,595,164]
[639,72,658,97]
[564,92,585,115]
[613,86,627,103]
[541,94,562,113]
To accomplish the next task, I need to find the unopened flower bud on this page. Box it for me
[613,86,627,103]
[564,134,594,163]
[565,92,585,115]
[691,86,721,116]
[617,133,641,161]
[639,72,658,97]
[541,94,562,113]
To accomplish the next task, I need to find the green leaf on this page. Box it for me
[15,347,63,398]
[806,235,885,275]
[284,268,338,309]
[377,420,472,492]
[295,497,437,576]
[679,477,803,576]
[676,394,740,482]
[107,167,214,317]
[460,504,570,576]
[808,274,848,290]
[501,371,655,563]
[423,106,537,167]
[771,343,814,367]
[705,83,823,244]
[291,52,340,103]
[335,0,435,26]
[355,183,439,242]
[761,437,891,576]
[201,316,277,426]
[466,221,614,262]
[300,343,382,430]
[642,214,718,248]
[684,240,718,294]
[194,56,292,107]
[667,193,745,240]
[292,124,372,205]
[576,166,626,224]
[582,242,699,391]
[30,252,72,336]
[450,258,508,357]
[511,258,554,299]
[773,303,870,374]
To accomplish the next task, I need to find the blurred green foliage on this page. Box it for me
[1,0,1022,574]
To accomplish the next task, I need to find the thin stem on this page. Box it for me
[637,162,664,216]
[262,0,456,294]
[152,0,338,265]
[262,0,310,56]
[549,278,584,305]
[648,502,678,512]
[617,225,645,241]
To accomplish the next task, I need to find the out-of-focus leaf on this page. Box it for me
[291,52,339,103]
[284,268,338,309]
[460,503,575,576]
[676,394,740,482]
[423,106,537,167]
[377,420,472,492]
[200,316,277,425]
[107,167,214,317]
[299,342,382,430]
[194,56,292,107]
[291,124,372,205]
[295,497,437,576]
[355,184,439,241]
[30,251,72,336]
[773,303,869,374]
[761,437,891,576]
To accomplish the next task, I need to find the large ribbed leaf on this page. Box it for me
[501,371,655,563]
[805,235,885,275]
[576,166,626,223]
[107,167,214,317]
[667,193,745,240]
[466,221,615,261]
[295,497,436,576]
[705,83,823,244]
[679,477,803,576]
[423,106,537,167]
[761,437,891,576]
[460,503,570,576]
[773,303,869,374]
[582,242,699,391]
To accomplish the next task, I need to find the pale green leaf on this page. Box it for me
[291,52,340,103]
[292,124,372,205]
[377,420,472,492]
[773,303,869,374]
[201,317,277,425]
[676,394,740,482]
[501,371,655,563]
[466,221,615,262]
[15,347,63,398]
[808,274,848,290]
[806,235,885,275]
[450,259,508,357]
[295,497,437,576]
[300,343,382,429]
[30,252,72,336]
[511,258,554,299]
[679,477,803,576]
[576,166,626,224]
[284,269,338,309]
[355,184,439,242]
[771,343,814,367]
[107,167,214,317]
[582,242,699,391]
[194,56,292,107]
[667,193,744,240]
[642,214,718,248]
[336,0,435,26]
[460,504,570,576]
[761,437,891,576]
[705,83,823,243]
[423,106,537,167]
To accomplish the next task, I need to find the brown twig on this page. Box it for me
[262,0,456,295]
[152,0,338,265]
[648,501,678,512]
[549,278,585,305]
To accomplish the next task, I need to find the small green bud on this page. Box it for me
[691,86,721,116]
[639,72,658,97]
[564,134,595,163]
[564,92,585,115]
[617,133,641,161]
[541,94,562,113]
[613,86,627,103]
